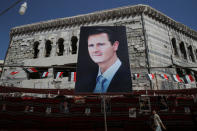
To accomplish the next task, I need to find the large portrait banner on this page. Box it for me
[75,26,132,93]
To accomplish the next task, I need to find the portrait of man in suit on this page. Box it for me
[75,26,132,93]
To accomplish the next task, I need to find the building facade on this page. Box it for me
[0,60,3,77]
[0,5,197,90]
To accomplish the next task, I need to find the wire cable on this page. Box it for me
[0,0,25,17]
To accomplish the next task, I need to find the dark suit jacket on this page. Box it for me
[75,64,132,93]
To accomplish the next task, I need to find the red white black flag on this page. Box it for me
[133,74,140,80]
[160,74,169,80]
[147,74,155,80]
[56,72,63,79]
[42,72,49,78]
[10,71,19,75]
[26,68,38,73]
[184,75,194,83]
[71,72,76,82]
[172,74,183,82]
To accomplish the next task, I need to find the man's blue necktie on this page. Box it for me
[94,75,107,93]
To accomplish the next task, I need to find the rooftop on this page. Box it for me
[10,4,197,39]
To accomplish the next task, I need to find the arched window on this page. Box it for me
[196,49,197,60]
[171,38,178,56]
[71,36,78,54]
[45,40,52,57]
[33,41,39,58]
[187,45,195,62]
[57,38,64,56]
[179,42,187,60]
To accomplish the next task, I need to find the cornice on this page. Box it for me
[10,4,197,39]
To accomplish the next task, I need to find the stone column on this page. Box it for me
[64,40,70,55]
[38,39,45,58]
[50,38,57,57]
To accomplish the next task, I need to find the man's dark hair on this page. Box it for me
[87,28,117,45]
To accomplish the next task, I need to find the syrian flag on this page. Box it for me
[133,74,140,80]
[42,72,49,78]
[160,74,169,80]
[10,71,19,75]
[71,72,76,82]
[185,75,194,83]
[172,74,183,82]
[56,72,63,79]
[147,74,155,80]
[27,68,38,73]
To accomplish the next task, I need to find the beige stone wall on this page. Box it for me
[144,15,197,90]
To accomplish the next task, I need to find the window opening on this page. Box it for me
[196,49,197,61]
[179,42,187,60]
[54,68,76,80]
[194,71,197,82]
[45,40,52,57]
[28,68,48,79]
[187,45,195,62]
[33,42,39,58]
[57,38,64,56]
[176,68,184,77]
[171,38,178,56]
[71,36,78,54]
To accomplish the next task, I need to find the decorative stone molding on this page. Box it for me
[10,5,197,39]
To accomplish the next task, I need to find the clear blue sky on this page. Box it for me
[0,0,196,60]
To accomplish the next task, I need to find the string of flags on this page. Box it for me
[8,67,195,83]
[9,67,77,82]
[133,73,195,83]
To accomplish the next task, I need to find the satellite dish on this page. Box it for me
[19,2,27,15]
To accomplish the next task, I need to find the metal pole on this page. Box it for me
[103,95,108,131]
[155,73,159,90]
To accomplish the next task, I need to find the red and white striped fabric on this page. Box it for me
[56,72,63,79]
[27,68,38,73]
[10,71,19,75]
[160,74,169,80]
[42,72,49,78]
[71,72,76,82]
[133,74,140,79]
[185,75,194,83]
[172,74,183,82]
[147,74,155,80]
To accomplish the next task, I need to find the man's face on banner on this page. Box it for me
[88,33,118,64]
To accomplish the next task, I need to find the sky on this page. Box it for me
[0,0,196,60]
